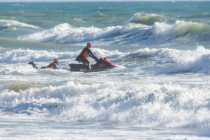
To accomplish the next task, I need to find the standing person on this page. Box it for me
[28,59,59,69]
[76,42,97,70]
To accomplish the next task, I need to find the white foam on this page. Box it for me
[121,45,210,73]
[0,47,125,64]
[0,48,79,63]
[1,81,210,130]
[160,46,210,73]
[0,64,37,75]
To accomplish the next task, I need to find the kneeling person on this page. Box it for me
[76,42,97,70]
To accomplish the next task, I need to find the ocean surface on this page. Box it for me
[0,1,210,139]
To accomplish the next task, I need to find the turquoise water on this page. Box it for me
[0,2,210,139]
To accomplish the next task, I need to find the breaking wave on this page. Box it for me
[124,45,210,74]
[0,48,78,63]
[1,45,210,74]
[1,81,210,130]
[17,20,210,45]
[127,12,163,25]
[18,23,141,44]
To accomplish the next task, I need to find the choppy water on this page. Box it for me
[1,1,210,139]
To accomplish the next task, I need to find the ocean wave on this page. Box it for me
[153,20,210,36]
[12,3,25,7]
[0,47,121,64]
[148,20,210,45]
[2,46,210,74]
[127,12,163,25]
[108,45,210,74]
[0,19,39,29]
[0,64,37,75]
[186,13,210,19]
[1,81,210,129]
[18,23,142,44]
[17,20,210,45]
[123,46,210,73]
[0,48,79,63]
[162,46,210,73]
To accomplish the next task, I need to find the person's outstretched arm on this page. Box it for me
[87,48,99,63]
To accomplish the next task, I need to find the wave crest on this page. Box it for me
[1,81,210,128]
[18,23,140,44]
[17,20,210,46]
[0,48,78,63]
[128,12,163,25]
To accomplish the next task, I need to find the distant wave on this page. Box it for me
[127,20,210,45]
[18,20,210,45]
[0,19,39,29]
[127,12,163,25]
[152,20,210,37]
[17,23,142,44]
[186,13,210,19]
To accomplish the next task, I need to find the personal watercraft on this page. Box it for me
[69,57,115,72]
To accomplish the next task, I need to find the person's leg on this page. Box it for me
[33,65,38,69]
[81,56,91,70]
[88,62,91,70]
[28,62,38,69]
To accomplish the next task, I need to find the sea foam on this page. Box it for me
[1,81,210,130]
[118,45,210,73]
[0,48,78,63]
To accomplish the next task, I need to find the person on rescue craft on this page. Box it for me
[28,59,59,69]
[76,42,97,70]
